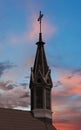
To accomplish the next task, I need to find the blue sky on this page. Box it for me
[0,0,81,130]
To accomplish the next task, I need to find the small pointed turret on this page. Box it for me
[29,11,53,121]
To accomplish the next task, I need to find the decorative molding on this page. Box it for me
[32,109,52,119]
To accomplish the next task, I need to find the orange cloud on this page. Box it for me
[61,74,81,95]
[51,71,81,130]
[52,72,81,96]
[54,123,75,130]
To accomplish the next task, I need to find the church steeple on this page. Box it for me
[29,11,53,120]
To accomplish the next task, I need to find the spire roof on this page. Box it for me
[33,39,48,77]
[30,11,52,86]
[33,11,48,77]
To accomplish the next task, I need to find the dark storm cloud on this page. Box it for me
[0,61,16,77]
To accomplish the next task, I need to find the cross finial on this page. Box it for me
[38,11,43,34]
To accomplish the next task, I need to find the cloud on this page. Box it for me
[52,71,81,96]
[0,61,16,77]
[72,68,81,75]
[66,68,81,79]
[52,71,81,130]
[20,83,28,88]
[53,105,81,130]
[53,81,62,87]
[53,123,75,130]
[54,119,70,124]
[52,73,81,112]
[0,81,14,91]
[61,74,81,95]
[53,102,81,129]
[0,66,81,129]
[0,82,30,109]
[28,16,56,42]
[2,66,27,84]
[8,13,56,45]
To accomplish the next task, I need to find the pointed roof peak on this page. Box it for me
[36,11,45,44]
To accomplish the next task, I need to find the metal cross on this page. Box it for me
[38,11,44,33]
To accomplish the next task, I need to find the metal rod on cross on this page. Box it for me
[38,11,44,34]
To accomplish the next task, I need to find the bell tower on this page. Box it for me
[29,11,53,120]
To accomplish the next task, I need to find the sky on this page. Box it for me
[0,0,81,130]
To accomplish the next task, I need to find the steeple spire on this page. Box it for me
[37,11,43,42]
[29,12,53,121]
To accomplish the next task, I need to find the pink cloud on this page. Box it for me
[51,70,81,130]
[60,74,81,95]
[52,72,81,97]
[28,18,56,42]
[0,87,29,109]
[1,67,26,83]
[8,13,56,45]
